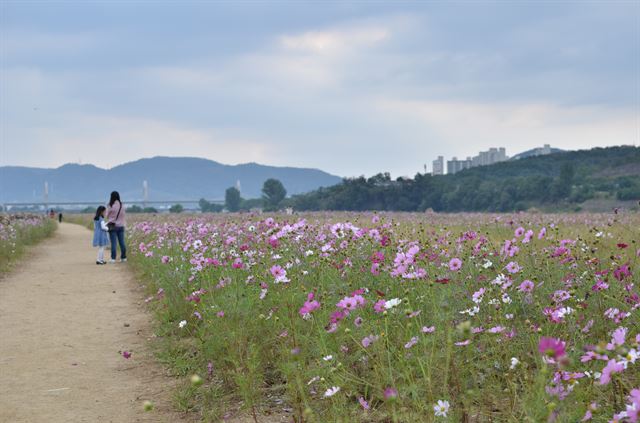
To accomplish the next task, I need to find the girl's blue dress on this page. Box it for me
[93,217,109,247]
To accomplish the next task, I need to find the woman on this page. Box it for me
[106,191,127,263]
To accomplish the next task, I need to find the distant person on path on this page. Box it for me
[106,191,127,263]
[93,206,109,265]
[58,212,63,223]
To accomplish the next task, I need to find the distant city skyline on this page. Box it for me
[1,1,638,177]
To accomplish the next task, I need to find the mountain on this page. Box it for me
[290,146,640,212]
[0,157,342,203]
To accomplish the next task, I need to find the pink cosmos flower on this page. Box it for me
[607,327,627,350]
[270,265,289,283]
[518,280,535,293]
[373,299,386,313]
[422,326,435,333]
[599,359,624,385]
[299,292,321,316]
[449,258,462,272]
[122,351,132,359]
[514,227,525,237]
[538,227,546,239]
[216,311,225,318]
[404,336,418,349]
[538,337,566,359]
[505,261,521,274]
[383,387,398,400]
[361,335,379,348]
[336,296,358,311]
[358,397,370,410]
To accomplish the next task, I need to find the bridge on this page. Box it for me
[1,199,224,211]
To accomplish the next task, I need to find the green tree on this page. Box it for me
[262,179,287,211]
[127,205,143,213]
[169,204,184,213]
[199,198,211,212]
[225,187,242,212]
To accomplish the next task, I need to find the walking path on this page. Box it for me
[0,223,186,423]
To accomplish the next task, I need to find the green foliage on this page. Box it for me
[199,198,224,213]
[290,146,640,212]
[225,187,242,212]
[170,204,184,213]
[127,205,144,213]
[261,178,287,211]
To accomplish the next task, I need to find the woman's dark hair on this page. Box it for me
[94,205,106,221]
[109,191,121,207]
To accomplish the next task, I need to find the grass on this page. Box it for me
[127,212,640,422]
[0,214,57,274]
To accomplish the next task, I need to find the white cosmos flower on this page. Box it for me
[510,357,520,369]
[323,355,333,361]
[323,386,340,398]
[384,298,402,309]
[178,320,187,329]
[433,399,450,417]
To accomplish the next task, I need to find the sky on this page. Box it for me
[1,0,638,178]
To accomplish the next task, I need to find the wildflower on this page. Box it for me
[322,355,333,361]
[449,258,462,271]
[122,351,132,359]
[373,299,386,313]
[510,357,520,369]
[270,265,290,283]
[384,298,401,310]
[358,397,370,410]
[505,261,521,274]
[216,311,225,318]
[433,400,450,417]
[607,327,627,350]
[515,227,525,237]
[599,359,624,385]
[422,326,435,333]
[361,335,379,348]
[518,280,535,293]
[538,337,566,359]
[405,336,418,349]
[323,386,340,398]
[178,320,187,329]
[581,402,598,421]
[383,387,398,400]
[299,292,321,316]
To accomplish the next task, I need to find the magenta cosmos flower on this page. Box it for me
[448,258,462,272]
[538,337,566,359]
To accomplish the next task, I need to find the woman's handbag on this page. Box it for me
[107,203,121,232]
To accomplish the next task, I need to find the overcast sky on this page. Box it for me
[1,1,638,177]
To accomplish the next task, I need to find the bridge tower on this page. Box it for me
[44,181,49,210]
[143,180,149,208]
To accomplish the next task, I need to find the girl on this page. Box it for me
[93,206,109,265]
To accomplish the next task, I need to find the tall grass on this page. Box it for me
[0,214,57,273]
[128,212,640,422]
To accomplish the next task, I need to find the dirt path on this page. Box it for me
[0,223,186,423]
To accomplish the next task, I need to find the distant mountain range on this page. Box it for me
[0,157,342,203]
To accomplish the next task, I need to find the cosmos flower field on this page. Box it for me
[0,214,56,272]
[128,212,639,422]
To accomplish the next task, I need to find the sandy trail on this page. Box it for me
[0,223,186,423]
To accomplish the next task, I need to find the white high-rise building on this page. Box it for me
[432,156,444,175]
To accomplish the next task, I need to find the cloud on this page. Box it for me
[279,26,390,54]
[375,99,637,159]
[2,114,273,169]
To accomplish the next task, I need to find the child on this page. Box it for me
[93,206,109,265]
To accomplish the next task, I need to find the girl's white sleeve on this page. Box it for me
[101,220,109,231]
